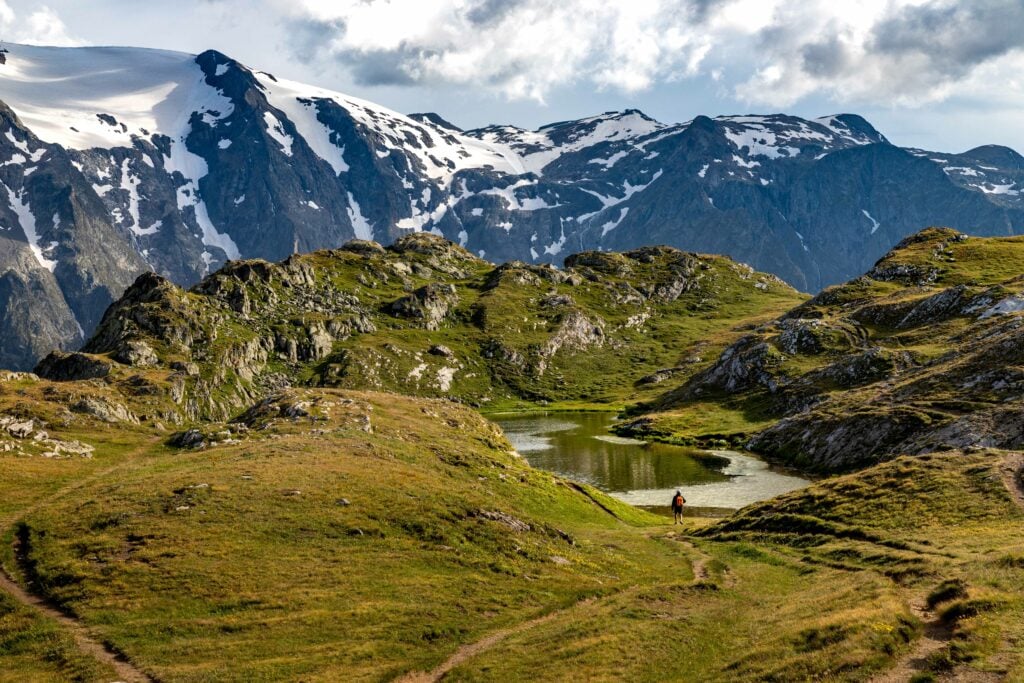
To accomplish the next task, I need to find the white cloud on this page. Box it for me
[1,3,83,47]
[280,0,713,102]
[280,0,1024,110]
[731,0,1024,108]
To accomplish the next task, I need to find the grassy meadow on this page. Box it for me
[0,375,1022,680]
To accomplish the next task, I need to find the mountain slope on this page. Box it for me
[626,227,1024,472]
[33,233,803,421]
[3,43,1024,370]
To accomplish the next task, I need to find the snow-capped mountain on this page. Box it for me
[2,43,1024,371]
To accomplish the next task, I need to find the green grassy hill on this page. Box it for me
[627,228,1024,471]
[34,234,804,420]
[5,230,1024,680]
[2,375,1022,680]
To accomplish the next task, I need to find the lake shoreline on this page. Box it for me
[492,411,811,512]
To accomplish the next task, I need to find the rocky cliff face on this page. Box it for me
[3,43,1024,370]
[637,228,1024,472]
[34,233,802,421]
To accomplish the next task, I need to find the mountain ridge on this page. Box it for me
[3,42,1024,371]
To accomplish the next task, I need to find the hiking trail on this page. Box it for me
[399,523,723,681]
[0,439,161,682]
[396,597,597,683]
[869,599,951,683]
[872,453,1024,683]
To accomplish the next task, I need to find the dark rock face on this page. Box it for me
[3,44,1024,370]
[35,352,112,381]
[387,284,459,330]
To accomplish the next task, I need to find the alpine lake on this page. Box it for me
[491,412,810,516]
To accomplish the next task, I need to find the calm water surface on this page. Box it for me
[493,412,810,510]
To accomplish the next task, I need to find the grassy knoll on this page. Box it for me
[450,452,1024,681]
[3,374,1022,680]
[0,388,678,680]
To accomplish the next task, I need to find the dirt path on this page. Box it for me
[398,526,726,682]
[871,454,1024,683]
[0,565,153,682]
[666,531,735,588]
[0,438,161,682]
[396,598,597,683]
[999,452,1024,510]
[0,438,161,530]
[870,599,950,683]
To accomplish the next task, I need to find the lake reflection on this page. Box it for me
[493,412,810,510]
[494,412,729,493]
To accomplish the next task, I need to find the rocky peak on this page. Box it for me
[408,112,463,132]
[4,43,1024,372]
[386,232,483,276]
[564,251,633,276]
[120,271,178,304]
[825,113,888,144]
[340,240,387,257]
[958,145,1024,170]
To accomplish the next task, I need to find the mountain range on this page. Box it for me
[2,42,1024,371]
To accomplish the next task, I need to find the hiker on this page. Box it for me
[671,490,686,524]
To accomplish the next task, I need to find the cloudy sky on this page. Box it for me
[3,0,1023,153]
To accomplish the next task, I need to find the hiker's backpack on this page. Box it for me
[674,495,684,508]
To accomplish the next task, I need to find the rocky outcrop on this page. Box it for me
[748,408,934,472]
[70,396,139,424]
[648,229,1024,473]
[0,414,95,458]
[387,284,459,330]
[35,352,112,381]
[34,236,799,419]
[679,336,786,398]
[776,319,828,355]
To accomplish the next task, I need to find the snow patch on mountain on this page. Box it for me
[134,219,162,236]
[862,209,881,234]
[119,158,142,232]
[255,73,524,184]
[0,44,232,151]
[2,179,56,271]
[164,127,239,261]
[717,115,881,166]
[346,193,373,241]
[601,207,630,236]
[979,182,1020,196]
[262,112,294,157]
[588,149,630,169]
[470,111,664,175]
[479,179,561,212]
[258,78,352,175]
[795,231,809,253]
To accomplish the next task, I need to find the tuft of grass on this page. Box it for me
[927,579,967,609]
